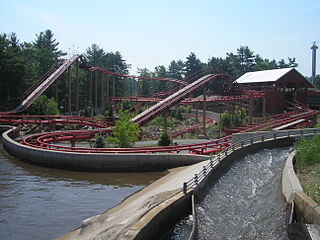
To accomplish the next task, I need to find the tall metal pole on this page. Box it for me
[106,75,110,103]
[101,72,104,110]
[203,86,207,135]
[89,71,92,109]
[68,66,72,114]
[95,71,98,113]
[112,75,116,98]
[311,42,318,85]
[75,60,79,113]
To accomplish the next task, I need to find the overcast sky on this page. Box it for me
[1,0,320,76]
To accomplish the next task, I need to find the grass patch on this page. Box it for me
[294,135,320,203]
[296,164,320,204]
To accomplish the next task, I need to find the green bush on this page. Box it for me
[107,110,140,148]
[294,135,320,168]
[28,95,59,115]
[158,131,171,146]
[93,134,106,148]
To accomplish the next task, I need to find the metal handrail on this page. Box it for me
[182,128,320,194]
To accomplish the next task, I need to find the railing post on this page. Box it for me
[300,130,303,137]
[183,182,187,194]
[287,131,290,138]
[314,129,317,135]
[232,145,234,152]
[195,174,198,185]
[250,138,253,145]
[203,166,207,175]
[241,141,243,148]
[261,135,264,142]
[218,154,221,162]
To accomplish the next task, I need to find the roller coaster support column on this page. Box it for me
[163,112,168,132]
[249,98,253,124]
[101,73,104,111]
[262,97,266,122]
[89,71,93,110]
[136,79,140,96]
[55,80,59,105]
[195,103,199,120]
[106,75,110,103]
[76,59,79,113]
[95,71,98,113]
[203,85,207,135]
[70,139,76,147]
[112,75,116,98]
[68,66,72,114]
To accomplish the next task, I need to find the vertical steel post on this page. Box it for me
[249,98,253,124]
[75,59,79,113]
[101,72,104,110]
[68,66,71,114]
[262,97,266,122]
[163,112,168,132]
[203,86,207,135]
[95,71,98,113]
[89,71,93,109]
[195,103,198,119]
[112,75,116,98]
[55,81,59,106]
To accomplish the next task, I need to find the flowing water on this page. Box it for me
[170,147,290,240]
[0,144,165,240]
[197,147,290,240]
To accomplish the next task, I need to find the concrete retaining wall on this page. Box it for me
[1,127,209,172]
[281,151,320,225]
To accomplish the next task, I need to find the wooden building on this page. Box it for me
[236,68,315,113]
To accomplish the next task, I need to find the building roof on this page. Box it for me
[236,68,293,84]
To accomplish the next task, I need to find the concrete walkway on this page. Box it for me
[59,159,209,240]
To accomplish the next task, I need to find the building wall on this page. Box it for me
[265,91,287,113]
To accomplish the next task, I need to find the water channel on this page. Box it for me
[170,147,291,240]
[0,144,165,240]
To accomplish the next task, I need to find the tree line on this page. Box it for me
[0,29,304,112]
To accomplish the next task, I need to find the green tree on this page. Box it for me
[93,134,106,148]
[168,60,184,80]
[138,67,153,95]
[121,99,132,112]
[184,52,204,78]
[27,95,59,115]
[158,131,171,146]
[107,110,140,148]
[0,33,26,108]
[33,29,66,77]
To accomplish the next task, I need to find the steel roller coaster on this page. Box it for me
[0,55,318,155]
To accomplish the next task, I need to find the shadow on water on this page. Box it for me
[0,143,166,240]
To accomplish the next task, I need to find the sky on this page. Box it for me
[1,0,320,77]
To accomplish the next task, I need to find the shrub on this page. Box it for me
[28,95,59,115]
[93,134,106,148]
[107,110,140,148]
[158,131,171,146]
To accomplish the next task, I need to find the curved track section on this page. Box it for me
[89,66,189,86]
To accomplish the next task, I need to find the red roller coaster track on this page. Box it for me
[0,55,318,156]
